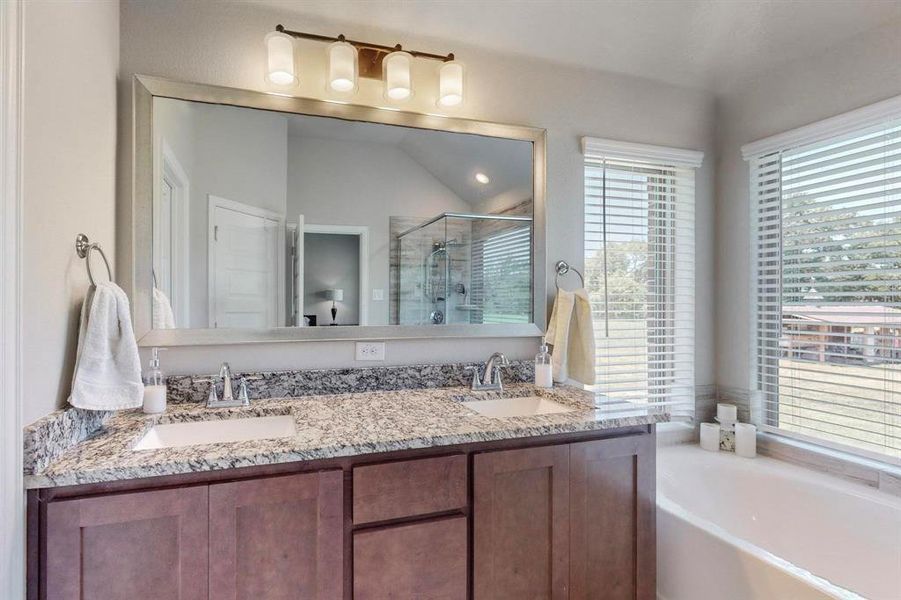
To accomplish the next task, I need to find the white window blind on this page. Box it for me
[475,224,532,324]
[750,114,901,462]
[583,139,700,419]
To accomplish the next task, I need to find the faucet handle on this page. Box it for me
[195,377,220,405]
[463,365,481,387]
[237,378,251,405]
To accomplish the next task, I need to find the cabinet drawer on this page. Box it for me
[353,516,467,600]
[353,454,467,524]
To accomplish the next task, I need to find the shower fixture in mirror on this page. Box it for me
[131,76,545,346]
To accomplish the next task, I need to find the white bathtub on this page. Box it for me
[656,444,901,600]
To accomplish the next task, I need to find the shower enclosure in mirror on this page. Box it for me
[394,213,532,325]
[132,76,545,345]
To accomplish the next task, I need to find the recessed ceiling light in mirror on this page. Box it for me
[475,172,490,184]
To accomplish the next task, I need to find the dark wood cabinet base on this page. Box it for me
[28,425,655,600]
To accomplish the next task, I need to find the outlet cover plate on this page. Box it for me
[355,341,386,361]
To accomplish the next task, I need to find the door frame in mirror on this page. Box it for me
[131,75,547,346]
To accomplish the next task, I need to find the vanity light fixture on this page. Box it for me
[264,30,298,86]
[384,50,413,100]
[438,60,464,107]
[268,25,462,105]
[328,38,358,92]
[475,172,490,184]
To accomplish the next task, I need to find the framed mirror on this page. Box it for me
[132,76,546,345]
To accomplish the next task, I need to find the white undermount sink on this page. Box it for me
[133,415,296,451]
[461,395,576,418]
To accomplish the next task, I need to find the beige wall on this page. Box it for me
[22,0,119,425]
[119,0,717,381]
[715,19,901,392]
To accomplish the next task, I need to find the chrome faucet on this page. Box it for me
[201,362,253,409]
[220,362,235,403]
[467,352,510,392]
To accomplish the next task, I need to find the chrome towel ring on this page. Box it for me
[554,260,584,290]
[75,233,113,287]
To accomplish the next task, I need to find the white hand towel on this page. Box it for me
[152,287,176,329]
[546,288,596,385]
[68,282,144,410]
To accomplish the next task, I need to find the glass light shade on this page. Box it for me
[265,31,297,86]
[328,41,357,93]
[438,60,464,106]
[384,51,413,100]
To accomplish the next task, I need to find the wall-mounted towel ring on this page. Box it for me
[75,233,113,287]
[554,260,584,290]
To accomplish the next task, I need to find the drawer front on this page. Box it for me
[353,516,467,600]
[353,454,467,524]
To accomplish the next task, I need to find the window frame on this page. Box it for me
[744,95,901,465]
[581,137,702,419]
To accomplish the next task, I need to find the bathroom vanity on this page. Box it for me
[23,76,663,598]
[25,379,662,600]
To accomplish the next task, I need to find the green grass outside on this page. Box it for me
[777,358,901,460]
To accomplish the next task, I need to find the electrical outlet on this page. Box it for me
[355,341,386,361]
[372,288,385,301]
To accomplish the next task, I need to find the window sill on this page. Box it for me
[757,431,901,498]
[656,421,695,446]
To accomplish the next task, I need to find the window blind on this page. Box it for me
[751,117,901,462]
[471,224,532,324]
[583,151,697,419]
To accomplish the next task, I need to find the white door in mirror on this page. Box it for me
[209,196,284,329]
[133,415,296,451]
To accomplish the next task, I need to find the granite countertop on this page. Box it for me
[25,384,668,489]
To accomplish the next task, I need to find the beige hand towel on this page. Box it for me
[68,282,144,410]
[546,288,596,385]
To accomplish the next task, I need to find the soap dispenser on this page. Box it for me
[142,347,167,414]
[535,338,553,389]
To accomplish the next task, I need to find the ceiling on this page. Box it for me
[255,0,901,91]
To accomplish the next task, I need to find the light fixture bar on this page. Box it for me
[275,24,454,63]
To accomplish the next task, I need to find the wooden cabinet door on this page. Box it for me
[209,470,344,600]
[353,516,467,599]
[570,435,655,600]
[473,444,570,599]
[45,486,208,600]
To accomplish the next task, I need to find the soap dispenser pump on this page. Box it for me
[142,347,167,414]
[535,338,553,389]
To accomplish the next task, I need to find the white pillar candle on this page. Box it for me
[717,403,738,423]
[735,423,757,458]
[700,423,721,452]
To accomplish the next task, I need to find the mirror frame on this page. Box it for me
[131,75,546,346]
